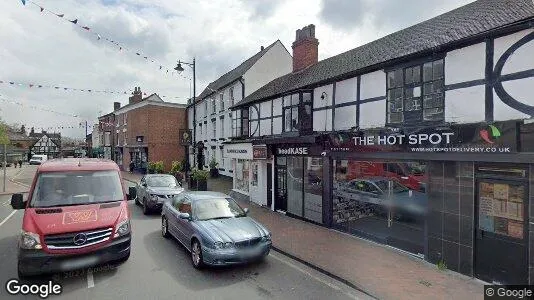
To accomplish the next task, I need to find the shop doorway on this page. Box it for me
[275,157,287,212]
[267,163,273,208]
[474,165,528,284]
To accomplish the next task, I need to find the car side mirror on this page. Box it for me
[11,194,25,210]
[127,187,137,200]
[243,208,249,215]
[179,212,191,220]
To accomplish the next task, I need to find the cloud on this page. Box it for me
[0,0,474,138]
[319,0,475,33]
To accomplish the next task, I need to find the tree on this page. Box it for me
[0,120,10,145]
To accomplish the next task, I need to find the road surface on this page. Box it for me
[0,165,370,300]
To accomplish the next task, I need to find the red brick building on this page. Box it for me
[112,87,187,172]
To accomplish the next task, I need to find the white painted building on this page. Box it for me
[230,1,534,286]
[187,40,292,182]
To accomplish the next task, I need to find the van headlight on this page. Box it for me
[19,230,42,249]
[114,219,131,237]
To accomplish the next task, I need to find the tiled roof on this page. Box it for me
[233,0,534,108]
[196,40,282,101]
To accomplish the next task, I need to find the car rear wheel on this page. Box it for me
[191,240,204,269]
[142,198,149,215]
[161,216,170,238]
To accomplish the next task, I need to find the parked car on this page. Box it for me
[10,158,136,278]
[161,191,272,269]
[29,154,48,165]
[135,174,184,215]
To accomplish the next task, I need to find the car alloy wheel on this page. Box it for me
[191,240,204,269]
[161,217,169,238]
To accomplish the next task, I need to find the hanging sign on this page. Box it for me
[253,145,268,159]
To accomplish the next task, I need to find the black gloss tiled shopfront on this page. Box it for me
[267,120,532,285]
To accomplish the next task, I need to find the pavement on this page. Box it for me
[0,166,367,300]
[121,171,486,300]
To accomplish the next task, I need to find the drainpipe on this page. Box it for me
[238,77,245,100]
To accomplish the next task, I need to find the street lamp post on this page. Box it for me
[175,58,196,171]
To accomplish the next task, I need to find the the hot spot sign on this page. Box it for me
[353,132,454,146]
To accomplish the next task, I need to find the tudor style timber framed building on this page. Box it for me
[229,0,534,286]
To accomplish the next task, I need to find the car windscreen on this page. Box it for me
[32,157,42,160]
[30,170,124,208]
[146,175,178,187]
[194,198,245,221]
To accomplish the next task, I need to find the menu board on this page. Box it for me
[478,181,524,239]
[508,221,523,239]
[493,184,509,200]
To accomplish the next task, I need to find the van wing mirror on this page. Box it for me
[11,194,25,210]
[243,208,249,215]
[127,187,137,200]
[178,212,191,220]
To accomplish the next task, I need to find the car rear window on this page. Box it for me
[30,170,124,208]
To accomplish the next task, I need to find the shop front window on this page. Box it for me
[235,159,250,193]
[332,160,427,255]
[278,156,323,224]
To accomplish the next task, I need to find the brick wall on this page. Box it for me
[122,104,187,171]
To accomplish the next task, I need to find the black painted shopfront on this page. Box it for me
[263,119,532,285]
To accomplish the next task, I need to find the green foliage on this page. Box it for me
[209,157,218,169]
[147,162,156,173]
[154,161,165,174]
[171,161,183,174]
[0,122,10,145]
[437,260,447,271]
[191,168,209,181]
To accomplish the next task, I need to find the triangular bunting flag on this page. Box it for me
[82,26,90,30]
[136,53,140,56]
[70,19,78,24]
[97,34,101,40]
[144,56,147,59]
[57,14,64,18]
[21,0,26,5]
[9,82,14,84]
[160,66,162,70]
[38,85,42,88]
[64,88,68,90]
[29,84,34,88]
[40,7,44,12]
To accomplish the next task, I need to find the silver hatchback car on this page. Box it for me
[161,191,272,268]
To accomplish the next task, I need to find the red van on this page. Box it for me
[10,158,137,278]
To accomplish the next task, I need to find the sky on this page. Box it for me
[0,0,474,138]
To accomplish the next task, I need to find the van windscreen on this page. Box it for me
[30,170,124,208]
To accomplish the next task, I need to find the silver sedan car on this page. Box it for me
[161,191,272,269]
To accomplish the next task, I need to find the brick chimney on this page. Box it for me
[114,102,121,111]
[129,87,142,104]
[292,24,319,72]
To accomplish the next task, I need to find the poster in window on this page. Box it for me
[509,185,524,203]
[494,217,509,235]
[492,199,507,218]
[480,182,494,198]
[479,197,494,216]
[506,201,523,221]
[507,220,523,239]
[493,183,509,200]
[479,214,494,232]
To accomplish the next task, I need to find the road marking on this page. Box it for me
[270,252,361,300]
[0,210,17,227]
[87,268,95,288]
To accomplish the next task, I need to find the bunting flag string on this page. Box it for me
[20,0,187,77]
[0,95,81,118]
[0,79,190,100]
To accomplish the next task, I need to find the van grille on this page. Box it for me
[44,227,113,249]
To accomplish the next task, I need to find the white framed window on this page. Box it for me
[220,93,224,111]
[220,117,225,138]
[212,120,216,139]
[230,87,234,105]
